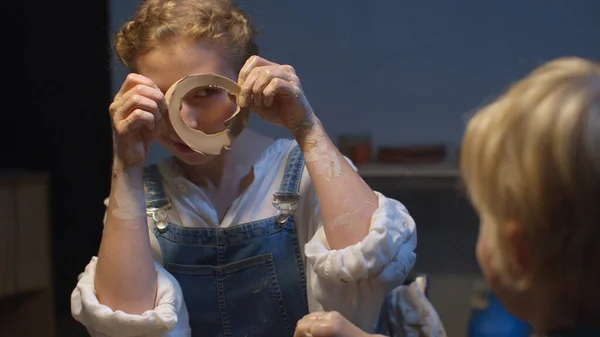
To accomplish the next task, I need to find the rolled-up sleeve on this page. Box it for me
[301,162,417,332]
[70,257,191,337]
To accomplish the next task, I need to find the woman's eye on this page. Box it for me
[194,88,213,98]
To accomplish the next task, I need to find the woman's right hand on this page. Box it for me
[109,73,166,167]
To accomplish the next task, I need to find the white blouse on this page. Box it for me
[70,133,418,337]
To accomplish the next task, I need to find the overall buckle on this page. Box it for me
[146,199,171,232]
[272,192,300,224]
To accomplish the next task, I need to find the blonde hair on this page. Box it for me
[115,0,259,72]
[460,57,600,320]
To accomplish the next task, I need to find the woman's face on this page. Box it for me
[136,38,239,166]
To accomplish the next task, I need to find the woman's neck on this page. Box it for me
[176,152,229,188]
[174,128,275,190]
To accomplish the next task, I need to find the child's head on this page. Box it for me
[460,57,600,329]
[114,0,259,165]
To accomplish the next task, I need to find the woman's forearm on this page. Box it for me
[94,159,157,314]
[294,115,377,250]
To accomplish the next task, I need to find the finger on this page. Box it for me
[239,65,268,108]
[112,84,165,121]
[308,321,338,337]
[311,312,359,337]
[281,64,300,85]
[294,312,329,337]
[253,66,298,107]
[294,319,315,337]
[124,83,165,104]
[263,78,301,107]
[252,69,270,107]
[114,94,159,124]
[238,55,275,86]
[116,73,160,99]
[114,109,155,135]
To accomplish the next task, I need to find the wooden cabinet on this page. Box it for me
[0,171,55,337]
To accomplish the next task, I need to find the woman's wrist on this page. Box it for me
[290,113,321,142]
[112,155,145,179]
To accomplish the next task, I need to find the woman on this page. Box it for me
[70,0,417,336]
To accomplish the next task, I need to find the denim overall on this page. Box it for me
[143,146,309,337]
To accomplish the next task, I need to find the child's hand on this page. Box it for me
[294,311,379,337]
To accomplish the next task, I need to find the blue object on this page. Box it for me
[143,146,310,336]
[468,292,532,337]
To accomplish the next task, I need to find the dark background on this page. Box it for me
[5,0,111,335]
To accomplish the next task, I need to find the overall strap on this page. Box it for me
[273,145,305,223]
[278,145,305,195]
[143,164,171,231]
[143,164,170,210]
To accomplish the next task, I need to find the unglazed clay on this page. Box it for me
[165,73,249,155]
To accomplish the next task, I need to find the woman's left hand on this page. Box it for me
[238,55,314,133]
[294,311,376,337]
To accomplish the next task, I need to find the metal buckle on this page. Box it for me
[272,193,300,224]
[146,199,171,232]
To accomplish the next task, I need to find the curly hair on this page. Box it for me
[115,0,259,72]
